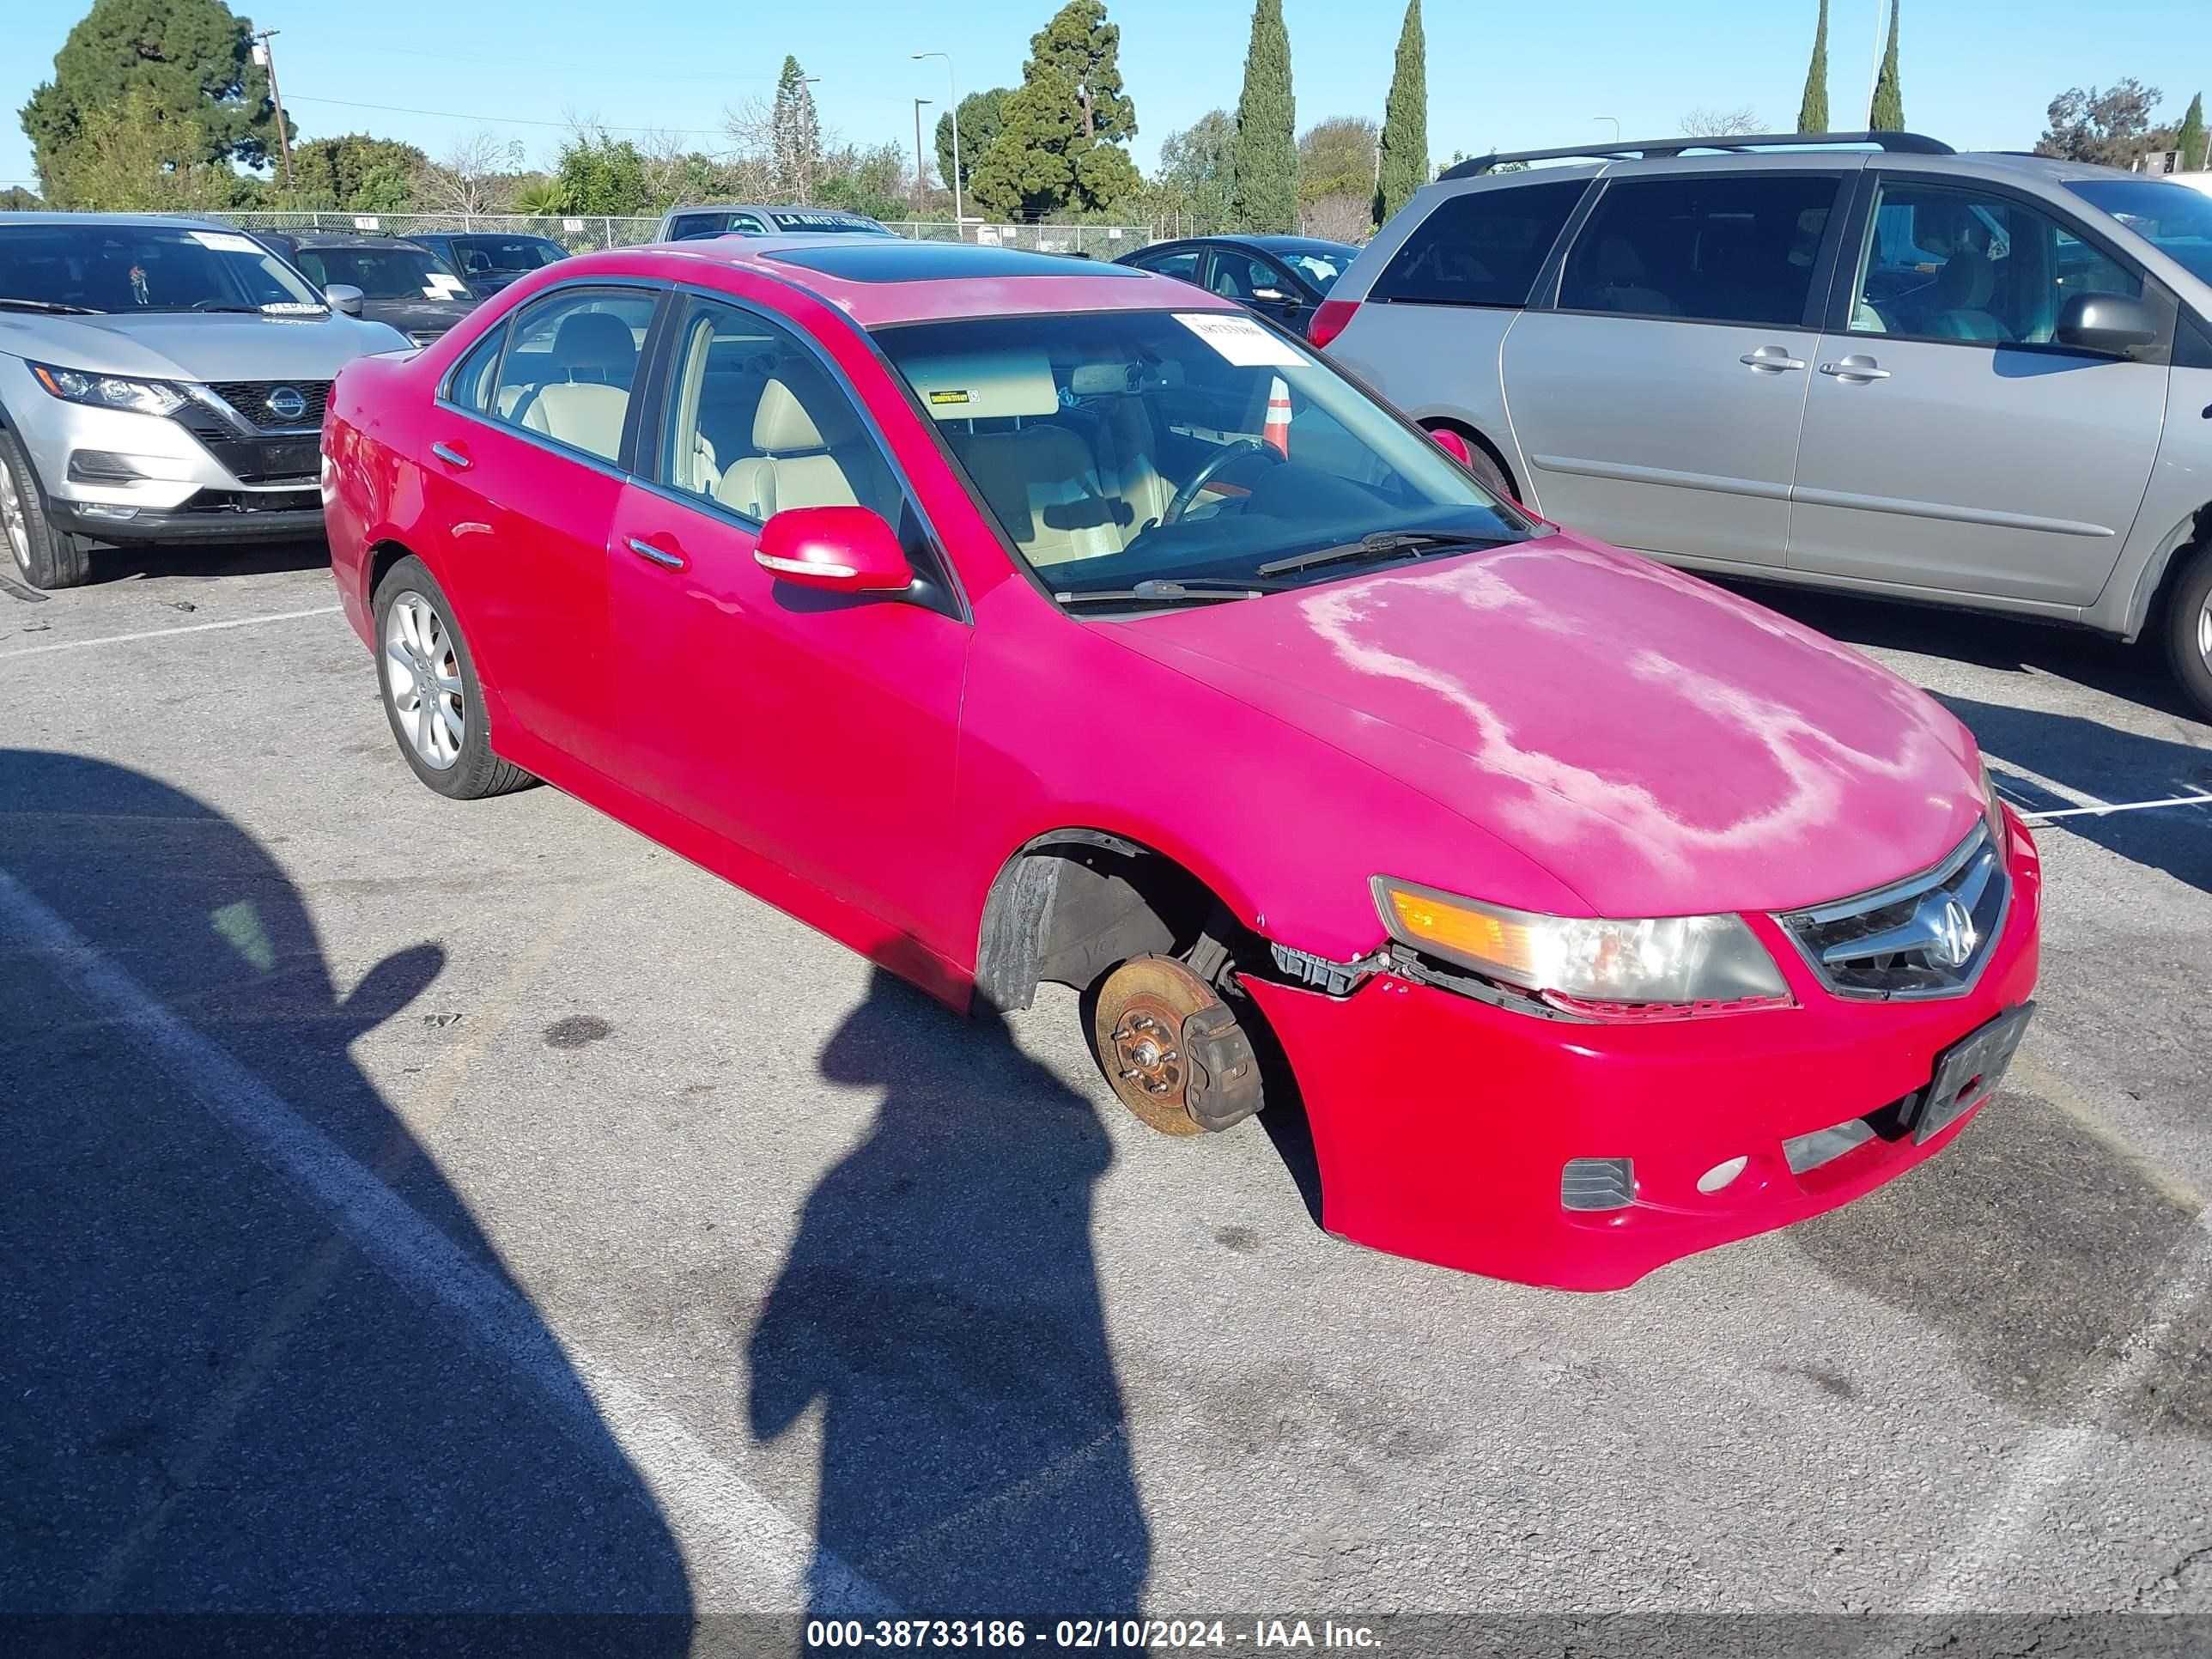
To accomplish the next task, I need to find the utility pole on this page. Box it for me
[912,52,961,228]
[912,97,933,213]
[250,29,293,193]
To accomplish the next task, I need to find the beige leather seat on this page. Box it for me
[516,310,637,459]
[715,380,861,518]
[951,424,1124,567]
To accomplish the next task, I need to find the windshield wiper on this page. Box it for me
[0,297,103,315]
[1255,529,1502,579]
[1055,578,1277,607]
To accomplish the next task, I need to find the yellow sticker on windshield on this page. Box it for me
[928,388,972,406]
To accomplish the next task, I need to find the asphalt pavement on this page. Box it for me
[2,542,2209,1647]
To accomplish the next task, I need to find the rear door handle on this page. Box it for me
[1739,346,1808,373]
[1820,356,1892,381]
[625,537,686,572]
[429,441,471,469]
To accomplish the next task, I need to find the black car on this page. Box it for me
[1114,234,1359,337]
[405,231,568,300]
[254,232,481,346]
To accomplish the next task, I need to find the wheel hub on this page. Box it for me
[1110,1006,1185,1098]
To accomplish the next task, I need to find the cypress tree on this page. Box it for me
[1374,0,1427,228]
[1231,0,1297,234]
[1868,0,1904,132]
[2179,93,2208,172]
[1795,0,1829,135]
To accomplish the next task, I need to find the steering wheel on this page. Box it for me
[1164,440,1283,526]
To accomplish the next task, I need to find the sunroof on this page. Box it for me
[759,242,1144,283]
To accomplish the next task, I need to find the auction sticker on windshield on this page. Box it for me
[1175,312,1304,368]
[189,230,267,255]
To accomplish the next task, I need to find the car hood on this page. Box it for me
[1106,533,1985,918]
[0,309,406,382]
[359,295,477,336]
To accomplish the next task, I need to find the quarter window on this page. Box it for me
[1849,180,2142,346]
[446,325,506,413]
[1138,247,1202,283]
[657,296,899,523]
[1370,179,1589,308]
[1208,250,1295,302]
[1558,173,1839,326]
[486,286,659,465]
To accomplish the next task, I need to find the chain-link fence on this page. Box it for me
[201,210,1158,258]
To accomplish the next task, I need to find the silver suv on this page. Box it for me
[0,213,407,588]
[1316,132,2212,717]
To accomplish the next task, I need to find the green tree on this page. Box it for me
[554,131,652,216]
[1231,0,1297,232]
[815,142,909,222]
[0,186,43,210]
[2178,92,2207,172]
[1868,0,1903,131]
[1299,117,1376,205]
[1374,0,1426,227]
[772,56,823,202]
[288,133,426,210]
[969,0,1140,219]
[21,0,283,199]
[2036,81,2169,167]
[1796,0,1829,134]
[509,175,568,216]
[1152,109,1236,233]
[936,88,1009,196]
[43,84,234,210]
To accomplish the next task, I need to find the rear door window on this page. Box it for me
[487,285,660,464]
[1133,246,1202,283]
[1370,179,1589,307]
[1557,173,1841,326]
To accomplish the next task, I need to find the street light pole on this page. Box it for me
[912,97,933,214]
[913,52,961,228]
[251,29,293,192]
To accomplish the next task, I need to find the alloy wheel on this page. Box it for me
[2199,593,2212,672]
[384,590,465,770]
[0,459,30,574]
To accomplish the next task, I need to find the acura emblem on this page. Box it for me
[265,386,308,422]
[1926,896,1978,969]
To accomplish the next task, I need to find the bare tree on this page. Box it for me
[1299,192,1374,242]
[1679,106,1764,138]
[414,131,512,216]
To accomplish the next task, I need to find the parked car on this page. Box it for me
[254,231,479,347]
[1314,130,2212,718]
[653,205,892,242]
[0,213,406,589]
[405,231,568,300]
[1117,234,1358,337]
[324,235,2040,1291]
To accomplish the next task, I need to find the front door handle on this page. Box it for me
[429,441,471,470]
[1820,356,1892,381]
[625,536,686,572]
[1740,346,1808,373]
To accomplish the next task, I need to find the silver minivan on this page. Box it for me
[0,213,406,588]
[1316,132,2212,717]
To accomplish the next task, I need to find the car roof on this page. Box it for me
[267,232,436,250]
[662,204,879,220]
[570,235,1242,328]
[1242,234,1359,253]
[0,212,234,230]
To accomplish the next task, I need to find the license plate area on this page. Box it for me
[1914,1001,2034,1144]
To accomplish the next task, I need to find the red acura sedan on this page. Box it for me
[324,237,2040,1291]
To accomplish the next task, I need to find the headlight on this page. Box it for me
[1371,877,1790,1010]
[30,362,187,418]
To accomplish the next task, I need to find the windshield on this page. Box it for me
[448,236,561,274]
[1281,248,1352,291]
[292,245,465,301]
[0,222,325,314]
[2069,179,2212,283]
[874,308,1528,600]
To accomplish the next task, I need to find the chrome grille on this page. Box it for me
[1776,824,2008,1000]
[203,380,331,431]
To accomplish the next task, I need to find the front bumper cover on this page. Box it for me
[1242,810,2044,1291]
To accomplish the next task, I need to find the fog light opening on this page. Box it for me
[1697,1155,1749,1195]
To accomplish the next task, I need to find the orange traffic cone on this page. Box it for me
[1262,375,1291,457]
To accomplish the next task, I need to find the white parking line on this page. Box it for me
[0,605,342,661]
[0,866,894,1618]
[2022,791,2212,823]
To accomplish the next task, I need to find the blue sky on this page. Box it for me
[6,0,2209,200]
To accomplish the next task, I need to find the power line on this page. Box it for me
[293,40,776,84]
[283,94,734,141]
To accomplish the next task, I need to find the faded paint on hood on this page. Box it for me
[1107,533,1984,918]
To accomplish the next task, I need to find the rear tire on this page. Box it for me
[2164,541,2212,723]
[371,556,533,800]
[0,423,94,590]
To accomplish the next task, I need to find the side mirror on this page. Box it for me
[1427,427,1474,467]
[2056,290,2159,355]
[324,283,365,318]
[754,505,915,595]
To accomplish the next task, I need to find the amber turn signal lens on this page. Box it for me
[1380,884,1537,981]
